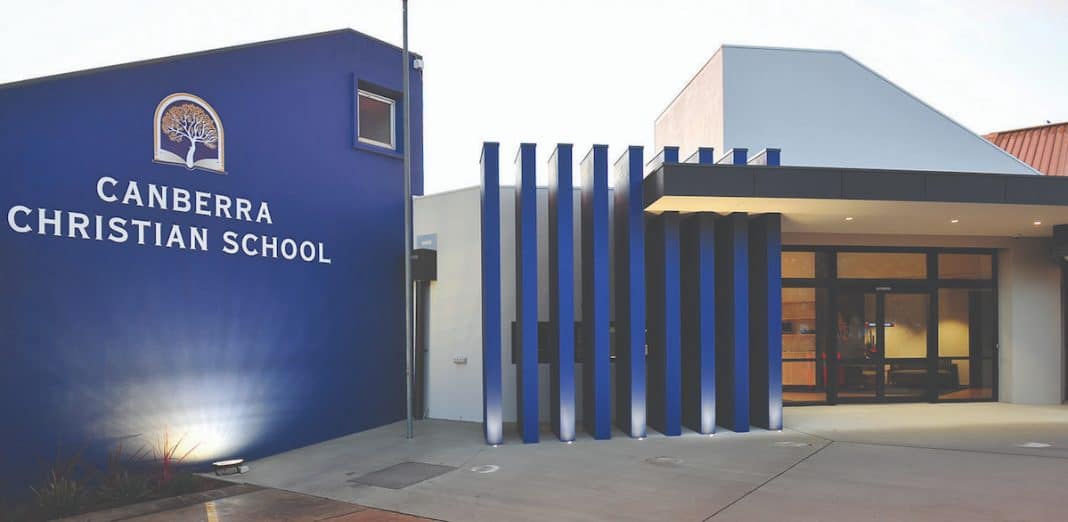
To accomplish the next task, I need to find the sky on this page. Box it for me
[2,0,1067,194]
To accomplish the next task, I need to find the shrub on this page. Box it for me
[30,469,87,519]
[25,445,89,518]
[151,430,199,487]
[10,433,212,520]
[95,442,152,506]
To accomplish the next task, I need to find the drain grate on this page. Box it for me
[348,461,456,489]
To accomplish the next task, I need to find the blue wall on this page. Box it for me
[0,30,422,488]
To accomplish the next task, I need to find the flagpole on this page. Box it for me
[402,0,414,440]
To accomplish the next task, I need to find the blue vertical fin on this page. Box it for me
[580,145,611,439]
[480,142,503,445]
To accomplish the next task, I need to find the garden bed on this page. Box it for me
[1,434,232,521]
[2,472,233,521]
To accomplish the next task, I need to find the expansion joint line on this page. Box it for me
[702,440,834,521]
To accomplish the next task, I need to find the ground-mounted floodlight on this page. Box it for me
[212,459,249,476]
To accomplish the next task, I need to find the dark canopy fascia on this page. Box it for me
[643,163,1068,209]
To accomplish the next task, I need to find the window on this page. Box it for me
[782,251,831,279]
[782,252,815,278]
[837,252,926,279]
[938,253,993,279]
[357,90,396,149]
[782,287,830,404]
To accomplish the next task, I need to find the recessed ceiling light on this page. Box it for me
[844,217,854,221]
[1034,220,1043,226]
[950,218,959,224]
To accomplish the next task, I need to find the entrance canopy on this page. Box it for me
[643,164,1068,237]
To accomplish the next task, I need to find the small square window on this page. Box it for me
[357,90,396,150]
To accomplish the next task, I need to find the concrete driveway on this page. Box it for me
[220,403,1068,521]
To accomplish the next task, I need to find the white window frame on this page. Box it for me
[357,89,397,150]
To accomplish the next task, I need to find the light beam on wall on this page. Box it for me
[43,279,310,467]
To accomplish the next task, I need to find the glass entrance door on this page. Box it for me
[836,291,878,401]
[882,293,930,401]
[835,291,930,402]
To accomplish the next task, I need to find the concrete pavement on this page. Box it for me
[216,403,1068,521]
[125,488,431,522]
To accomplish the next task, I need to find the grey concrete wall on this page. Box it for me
[998,238,1064,404]
[413,188,485,422]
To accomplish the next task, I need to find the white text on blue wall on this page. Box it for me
[5,176,332,264]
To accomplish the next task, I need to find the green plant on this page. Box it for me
[96,442,152,505]
[27,445,89,519]
[30,469,86,519]
[151,430,199,487]
[96,470,152,506]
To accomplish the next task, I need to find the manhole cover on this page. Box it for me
[1015,442,1052,448]
[644,456,683,467]
[348,461,456,489]
[773,441,813,448]
[470,464,499,473]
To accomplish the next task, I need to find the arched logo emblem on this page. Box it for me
[153,93,225,174]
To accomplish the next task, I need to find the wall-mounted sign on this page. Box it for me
[4,93,333,264]
[153,93,225,173]
[416,233,437,250]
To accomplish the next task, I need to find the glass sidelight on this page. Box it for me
[782,288,831,404]
[937,288,995,400]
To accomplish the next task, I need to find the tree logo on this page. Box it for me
[153,93,225,173]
